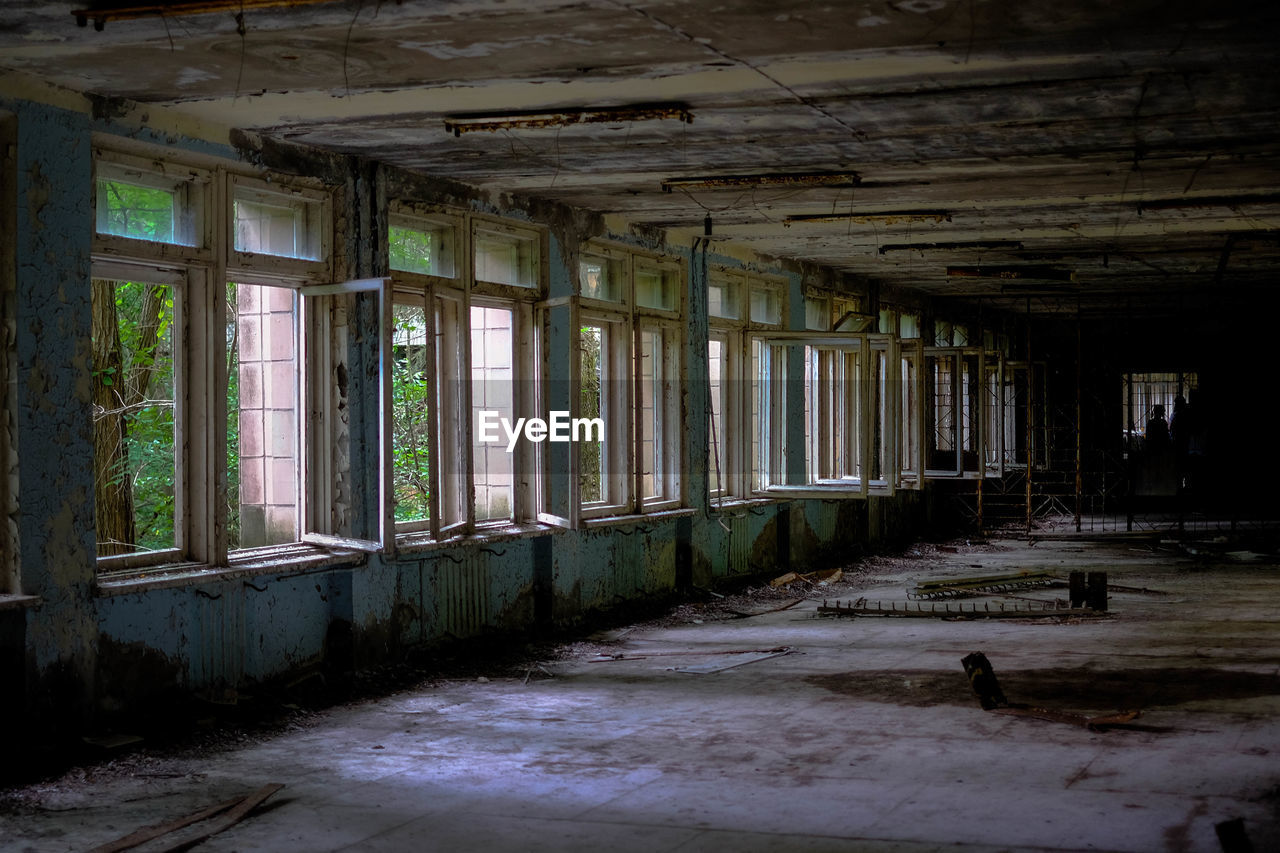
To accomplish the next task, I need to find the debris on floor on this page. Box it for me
[725,598,805,618]
[669,648,794,674]
[909,570,1054,600]
[818,598,1100,619]
[960,651,1143,732]
[589,646,792,663]
[87,782,284,853]
[770,568,843,588]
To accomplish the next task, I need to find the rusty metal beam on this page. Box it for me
[784,210,952,226]
[661,172,861,192]
[948,265,1077,281]
[443,106,692,136]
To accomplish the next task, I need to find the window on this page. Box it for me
[709,270,786,499]
[95,154,204,247]
[1123,372,1198,446]
[232,178,326,262]
[91,153,353,572]
[386,208,543,540]
[756,330,903,497]
[567,244,685,521]
[474,221,538,288]
[924,346,1000,478]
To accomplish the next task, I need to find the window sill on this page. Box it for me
[0,593,41,612]
[709,497,778,514]
[95,543,369,596]
[395,522,560,555]
[757,484,867,500]
[582,507,698,529]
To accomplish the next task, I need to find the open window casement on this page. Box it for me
[898,340,925,490]
[748,331,898,499]
[91,262,201,572]
[576,308,634,520]
[299,277,393,555]
[924,347,997,479]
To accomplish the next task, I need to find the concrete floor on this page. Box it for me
[3,537,1279,852]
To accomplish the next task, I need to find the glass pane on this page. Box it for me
[476,230,534,287]
[96,180,176,243]
[805,298,828,331]
[708,278,739,320]
[900,353,919,477]
[639,328,663,499]
[234,193,320,260]
[392,301,431,524]
[635,267,675,311]
[580,255,622,302]
[390,221,454,277]
[900,313,920,339]
[579,324,605,503]
[750,287,781,324]
[471,306,514,522]
[708,337,726,495]
[92,279,176,557]
[228,282,299,548]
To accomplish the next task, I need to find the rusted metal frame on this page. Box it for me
[818,598,1095,618]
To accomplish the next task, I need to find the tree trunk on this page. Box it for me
[125,283,167,407]
[92,278,136,556]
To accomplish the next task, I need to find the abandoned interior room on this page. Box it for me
[2,0,1280,850]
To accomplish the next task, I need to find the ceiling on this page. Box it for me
[2,0,1280,313]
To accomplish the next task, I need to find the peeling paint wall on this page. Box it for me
[3,93,98,730]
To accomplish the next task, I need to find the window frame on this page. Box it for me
[750,330,901,499]
[385,205,546,543]
[91,146,362,574]
[558,242,688,525]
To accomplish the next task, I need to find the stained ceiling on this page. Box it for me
[2,0,1279,313]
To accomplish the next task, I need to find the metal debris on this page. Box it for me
[818,598,1098,619]
[909,570,1054,600]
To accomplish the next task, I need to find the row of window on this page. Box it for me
[89,147,1043,573]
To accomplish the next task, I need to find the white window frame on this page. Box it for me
[558,243,687,525]
[91,145,364,573]
[710,269,787,501]
[386,205,545,543]
[750,331,900,499]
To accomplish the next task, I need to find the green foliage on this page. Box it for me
[579,325,603,502]
[389,226,433,275]
[392,304,432,521]
[95,280,176,553]
[99,180,175,242]
[226,282,242,548]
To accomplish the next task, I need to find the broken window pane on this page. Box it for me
[475,229,535,288]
